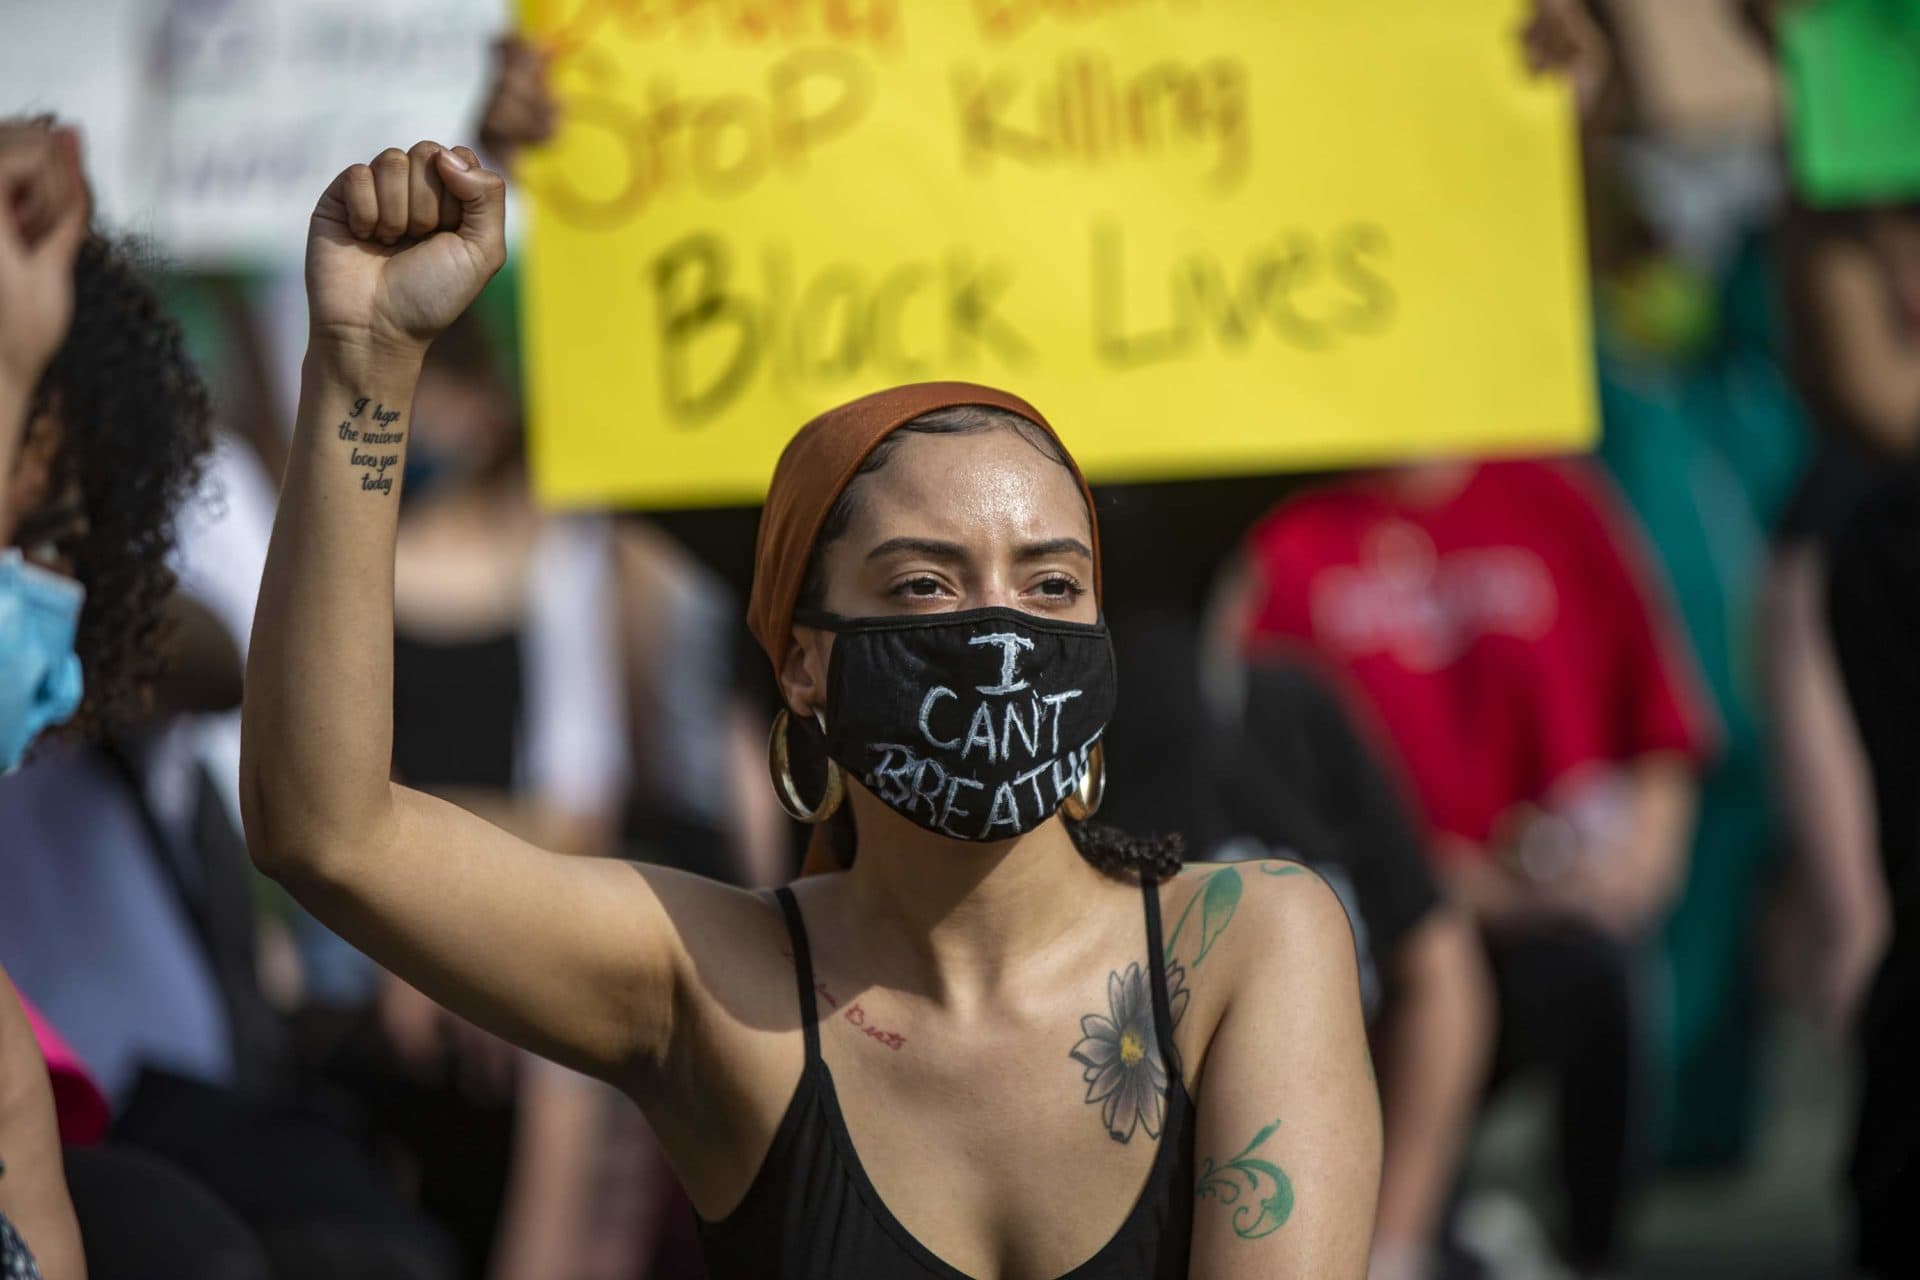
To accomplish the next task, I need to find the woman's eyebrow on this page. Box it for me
[1017,537,1094,561]
[864,536,1094,562]
[865,536,968,562]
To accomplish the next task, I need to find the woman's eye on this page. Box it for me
[892,575,947,598]
[1034,575,1084,600]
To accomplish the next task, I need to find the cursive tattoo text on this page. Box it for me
[337,395,405,495]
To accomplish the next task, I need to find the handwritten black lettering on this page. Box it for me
[1092,218,1397,369]
[951,54,1250,193]
[528,48,874,230]
[974,0,1185,42]
[339,394,405,498]
[545,0,901,58]
[650,237,1030,424]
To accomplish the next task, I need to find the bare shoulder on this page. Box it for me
[1159,860,1360,1059]
[621,866,825,1217]
[1160,858,1354,970]
[626,866,804,1106]
[1181,860,1380,1273]
[637,864,798,1031]
[1237,857,1355,949]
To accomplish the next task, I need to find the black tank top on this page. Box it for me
[391,628,522,791]
[698,877,1196,1279]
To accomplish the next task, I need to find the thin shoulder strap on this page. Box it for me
[773,887,822,1064]
[1140,876,1181,1074]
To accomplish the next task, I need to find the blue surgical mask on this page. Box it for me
[0,549,85,772]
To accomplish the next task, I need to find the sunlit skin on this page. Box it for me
[0,118,90,1280]
[775,425,1118,1008]
[245,141,1378,1278]
[741,427,1376,1276]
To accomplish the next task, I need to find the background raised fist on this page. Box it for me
[306,140,506,360]
[478,36,559,170]
[0,118,89,401]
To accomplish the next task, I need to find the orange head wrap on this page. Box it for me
[747,381,1103,675]
[746,381,1104,874]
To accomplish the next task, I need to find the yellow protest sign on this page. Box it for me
[517,0,1592,508]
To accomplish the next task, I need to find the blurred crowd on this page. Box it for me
[4,1,1919,1279]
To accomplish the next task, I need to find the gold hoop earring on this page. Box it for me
[1062,741,1106,822]
[768,708,844,824]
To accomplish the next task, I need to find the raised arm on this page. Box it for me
[240,142,688,1081]
[1,120,87,510]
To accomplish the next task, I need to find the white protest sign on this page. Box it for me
[2,0,507,265]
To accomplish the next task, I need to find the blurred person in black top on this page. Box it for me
[1764,201,1920,1041]
[1102,615,1491,1280]
[1827,485,1920,1280]
[1783,191,1920,1280]
[1763,4,1920,1251]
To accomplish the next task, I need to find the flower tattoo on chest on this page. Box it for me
[1067,865,1309,1240]
[1069,957,1190,1143]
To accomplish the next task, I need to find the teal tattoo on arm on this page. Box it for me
[1161,860,1307,969]
[1073,861,1307,1144]
[1197,1118,1294,1240]
[1163,865,1243,968]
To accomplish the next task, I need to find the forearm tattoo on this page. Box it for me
[337,395,405,495]
[1197,1118,1294,1240]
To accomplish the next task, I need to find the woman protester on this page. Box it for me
[1,118,276,1280]
[0,116,90,1280]
[240,140,1380,1278]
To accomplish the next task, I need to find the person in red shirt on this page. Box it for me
[1229,456,1714,1278]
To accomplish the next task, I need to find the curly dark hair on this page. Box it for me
[796,406,1184,882]
[25,233,213,736]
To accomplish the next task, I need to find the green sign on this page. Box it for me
[1784,0,1920,206]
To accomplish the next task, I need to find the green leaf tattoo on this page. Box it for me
[1164,866,1241,968]
[1195,865,1243,964]
[1196,1118,1294,1240]
[1164,861,1307,968]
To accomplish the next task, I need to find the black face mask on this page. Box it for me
[793,606,1117,842]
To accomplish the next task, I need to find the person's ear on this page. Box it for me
[778,627,829,720]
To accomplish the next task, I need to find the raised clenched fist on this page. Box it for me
[477,36,559,170]
[0,119,88,403]
[306,141,506,361]
[1521,0,1609,118]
